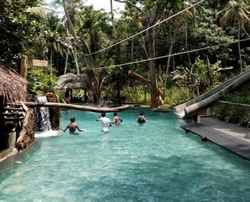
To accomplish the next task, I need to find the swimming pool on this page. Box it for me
[0,109,250,202]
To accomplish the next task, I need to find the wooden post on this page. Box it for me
[20,55,28,79]
[46,91,60,130]
[8,128,16,149]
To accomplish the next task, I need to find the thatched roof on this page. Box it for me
[55,73,88,90]
[0,65,27,103]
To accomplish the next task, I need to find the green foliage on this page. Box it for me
[174,57,224,96]
[3,0,250,106]
[211,102,250,126]
[0,0,43,67]
[223,95,250,104]
[27,69,58,95]
[122,85,192,106]
[222,80,250,104]
[164,87,192,106]
[122,86,150,104]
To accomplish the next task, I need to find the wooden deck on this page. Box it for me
[182,117,250,159]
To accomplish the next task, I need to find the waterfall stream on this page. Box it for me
[36,96,51,131]
[35,96,60,138]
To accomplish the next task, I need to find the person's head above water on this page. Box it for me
[139,112,144,116]
[101,112,106,117]
[70,117,76,123]
[113,112,118,116]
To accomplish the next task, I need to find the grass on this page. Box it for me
[164,87,192,107]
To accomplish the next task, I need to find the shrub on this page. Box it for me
[27,69,57,95]
[164,87,192,107]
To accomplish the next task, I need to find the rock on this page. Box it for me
[16,109,35,151]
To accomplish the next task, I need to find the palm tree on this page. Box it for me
[218,0,250,72]
[62,0,81,75]
[77,7,112,104]
[26,6,68,76]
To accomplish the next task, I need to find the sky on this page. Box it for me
[84,0,124,12]
[46,0,124,16]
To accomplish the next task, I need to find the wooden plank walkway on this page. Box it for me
[182,117,250,159]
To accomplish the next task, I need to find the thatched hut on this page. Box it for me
[0,65,34,154]
[0,64,27,104]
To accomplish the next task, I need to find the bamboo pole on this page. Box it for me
[11,102,131,113]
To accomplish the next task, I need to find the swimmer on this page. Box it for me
[113,112,122,126]
[63,117,86,134]
[137,112,147,124]
[98,112,111,133]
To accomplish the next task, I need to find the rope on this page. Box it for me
[85,0,205,57]
[96,37,250,70]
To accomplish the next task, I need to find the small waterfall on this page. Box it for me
[36,96,51,131]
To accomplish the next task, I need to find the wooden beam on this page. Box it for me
[128,70,151,84]
[11,102,131,113]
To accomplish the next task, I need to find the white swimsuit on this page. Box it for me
[100,117,111,133]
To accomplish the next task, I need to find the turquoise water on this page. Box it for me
[1,109,250,202]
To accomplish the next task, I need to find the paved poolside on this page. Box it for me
[182,117,250,159]
[0,148,18,163]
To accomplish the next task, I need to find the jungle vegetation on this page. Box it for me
[1,0,250,106]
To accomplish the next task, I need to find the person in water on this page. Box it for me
[113,112,122,126]
[137,112,147,124]
[98,112,111,133]
[64,117,85,134]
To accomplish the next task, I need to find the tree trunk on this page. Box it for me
[50,49,53,81]
[166,36,174,78]
[116,81,122,105]
[63,0,81,75]
[64,49,69,74]
[20,55,28,79]
[131,39,134,60]
[110,0,114,25]
[13,102,130,112]
[148,29,159,108]
[72,48,80,75]
[185,24,192,66]
[238,23,243,72]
